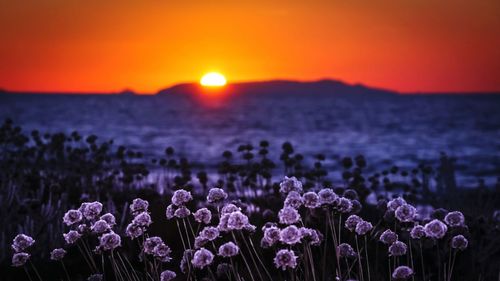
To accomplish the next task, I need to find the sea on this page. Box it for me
[1,92,499,187]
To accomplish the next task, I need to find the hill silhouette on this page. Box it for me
[157,79,397,96]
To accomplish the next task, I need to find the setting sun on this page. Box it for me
[200,72,227,87]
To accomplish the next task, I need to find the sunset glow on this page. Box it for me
[0,1,499,93]
[200,72,227,87]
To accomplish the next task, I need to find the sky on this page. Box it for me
[0,0,499,93]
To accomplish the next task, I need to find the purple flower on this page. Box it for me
[379,229,398,245]
[284,191,303,209]
[193,208,212,224]
[302,192,320,208]
[63,230,82,245]
[355,220,373,236]
[424,219,448,239]
[444,211,465,227]
[451,235,468,250]
[63,209,83,226]
[218,242,240,257]
[395,204,417,222]
[387,197,406,212]
[144,236,163,254]
[50,248,67,261]
[194,236,208,249]
[165,204,176,220]
[130,198,149,215]
[99,232,121,251]
[207,188,228,203]
[200,226,220,241]
[389,241,407,256]
[100,213,116,226]
[80,201,103,221]
[153,243,172,262]
[217,213,231,232]
[132,212,152,227]
[191,248,214,269]
[337,243,356,258]
[345,215,362,232]
[278,206,301,225]
[171,189,192,206]
[91,220,111,234]
[77,224,89,234]
[280,225,301,245]
[160,270,176,281]
[299,227,322,246]
[11,234,35,253]
[392,266,413,280]
[227,211,250,230]
[274,249,298,270]
[125,223,144,239]
[221,203,241,215]
[263,225,281,245]
[337,197,353,213]
[174,206,191,219]
[410,225,426,239]
[12,252,30,267]
[318,188,338,205]
[279,176,303,194]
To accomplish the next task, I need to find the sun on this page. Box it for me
[200,72,227,87]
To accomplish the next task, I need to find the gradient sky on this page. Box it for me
[1,0,499,93]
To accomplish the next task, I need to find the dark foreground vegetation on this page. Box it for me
[1,118,499,281]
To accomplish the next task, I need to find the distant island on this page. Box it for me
[157,79,397,96]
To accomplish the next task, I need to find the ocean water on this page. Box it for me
[1,93,499,187]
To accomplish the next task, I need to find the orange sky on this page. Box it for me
[1,0,499,93]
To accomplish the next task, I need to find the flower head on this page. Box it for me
[221,203,241,215]
[227,211,250,230]
[165,204,176,220]
[99,232,121,251]
[379,229,398,245]
[410,225,426,240]
[144,236,164,255]
[132,212,152,227]
[280,225,301,245]
[263,225,281,246]
[300,227,322,246]
[424,219,448,239]
[174,206,191,219]
[63,230,82,245]
[193,208,212,224]
[125,223,144,239]
[63,210,83,226]
[191,248,214,269]
[160,270,176,281]
[387,197,406,212]
[218,242,240,257]
[11,234,35,253]
[302,192,320,208]
[12,252,30,267]
[130,198,149,215]
[284,191,303,209]
[355,220,373,236]
[171,189,193,206]
[80,201,103,221]
[207,188,228,203]
[153,243,172,262]
[451,235,468,251]
[345,215,362,232]
[389,241,407,256]
[337,243,356,258]
[395,204,417,222]
[278,206,301,225]
[200,226,220,241]
[444,211,465,227]
[100,213,116,226]
[279,176,303,194]
[337,197,353,213]
[318,188,338,205]
[91,220,111,234]
[392,266,413,280]
[50,248,67,261]
[274,249,298,270]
